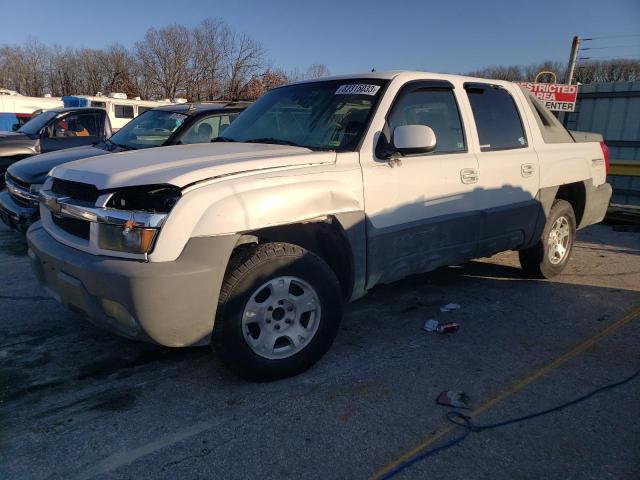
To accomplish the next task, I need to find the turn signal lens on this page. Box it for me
[97,223,158,254]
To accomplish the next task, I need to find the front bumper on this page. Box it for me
[27,223,239,347]
[0,190,39,233]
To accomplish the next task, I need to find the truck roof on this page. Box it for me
[288,70,516,88]
[151,102,251,114]
[45,107,108,115]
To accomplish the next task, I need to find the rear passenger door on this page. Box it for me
[464,83,540,256]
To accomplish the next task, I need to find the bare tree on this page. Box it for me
[305,63,330,79]
[225,33,265,99]
[136,25,192,99]
[189,18,231,100]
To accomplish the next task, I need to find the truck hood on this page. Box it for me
[8,144,110,185]
[52,142,336,190]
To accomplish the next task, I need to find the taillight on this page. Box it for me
[600,141,610,175]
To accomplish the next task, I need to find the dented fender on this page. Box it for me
[149,158,365,262]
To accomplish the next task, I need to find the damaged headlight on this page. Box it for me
[97,185,181,254]
[106,185,181,213]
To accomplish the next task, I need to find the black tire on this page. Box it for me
[212,242,343,381]
[519,199,576,279]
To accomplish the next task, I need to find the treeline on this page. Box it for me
[3,20,638,102]
[466,59,640,83]
[0,18,329,101]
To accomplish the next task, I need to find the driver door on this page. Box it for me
[362,81,482,287]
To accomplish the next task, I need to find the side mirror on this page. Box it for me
[392,124,437,156]
[11,124,19,132]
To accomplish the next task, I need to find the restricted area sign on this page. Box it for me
[517,82,579,112]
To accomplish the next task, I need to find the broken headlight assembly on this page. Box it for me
[97,185,182,254]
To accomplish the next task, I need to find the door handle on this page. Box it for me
[460,168,478,184]
[521,163,535,177]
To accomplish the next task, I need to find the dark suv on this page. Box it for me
[0,102,247,232]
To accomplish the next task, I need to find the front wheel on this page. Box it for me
[519,199,576,278]
[212,242,343,381]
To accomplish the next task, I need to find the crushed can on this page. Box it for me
[436,322,459,334]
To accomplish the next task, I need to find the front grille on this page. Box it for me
[52,215,90,240]
[7,173,30,190]
[6,175,37,208]
[10,191,32,208]
[51,178,99,204]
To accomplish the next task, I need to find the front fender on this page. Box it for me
[150,163,364,262]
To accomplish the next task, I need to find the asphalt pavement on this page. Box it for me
[0,222,638,479]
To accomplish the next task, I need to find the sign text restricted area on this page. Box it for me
[517,82,579,112]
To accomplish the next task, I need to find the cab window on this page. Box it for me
[387,87,466,153]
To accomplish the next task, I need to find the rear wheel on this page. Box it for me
[519,199,576,278]
[212,242,342,381]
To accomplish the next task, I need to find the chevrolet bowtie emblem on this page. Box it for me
[41,192,70,216]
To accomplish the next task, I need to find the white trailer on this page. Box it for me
[0,92,63,131]
[62,93,179,130]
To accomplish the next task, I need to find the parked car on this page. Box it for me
[62,93,183,131]
[0,107,111,189]
[27,71,611,381]
[0,102,246,232]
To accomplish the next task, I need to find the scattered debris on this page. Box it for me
[423,319,439,332]
[436,322,460,334]
[440,303,461,312]
[436,390,470,409]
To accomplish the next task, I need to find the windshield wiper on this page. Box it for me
[244,138,305,148]
[211,136,236,143]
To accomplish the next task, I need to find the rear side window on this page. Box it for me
[388,88,466,153]
[114,104,134,119]
[466,85,527,151]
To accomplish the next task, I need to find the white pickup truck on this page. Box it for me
[27,71,612,380]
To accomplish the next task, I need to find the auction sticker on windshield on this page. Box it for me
[335,84,380,95]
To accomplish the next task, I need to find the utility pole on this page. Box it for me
[565,35,581,85]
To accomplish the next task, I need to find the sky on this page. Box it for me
[1,0,639,75]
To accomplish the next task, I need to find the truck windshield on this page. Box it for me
[109,110,187,149]
[17,111,58,136]
[219,79,387,151]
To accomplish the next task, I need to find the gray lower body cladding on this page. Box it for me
[366,199,539,287]
[27,223,239,347]
[579,182,612,229]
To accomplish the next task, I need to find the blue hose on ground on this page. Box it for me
[380,367,640,479]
